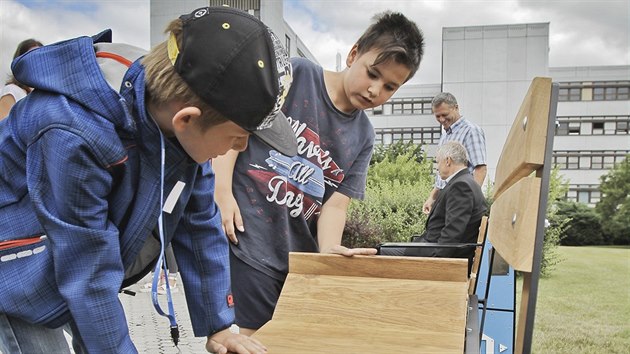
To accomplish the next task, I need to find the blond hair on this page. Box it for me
[142,18,228,129]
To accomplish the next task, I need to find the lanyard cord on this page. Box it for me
[150,123,180,347]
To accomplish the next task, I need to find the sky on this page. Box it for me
[1,0,628,85]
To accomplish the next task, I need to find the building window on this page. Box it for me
[558,81,630,102]
[370,105,383,115]
[591,156,604,169]
[370,97,433,116]
[553,150,629,170]
[555,116,630,136]
[558,82,583,101]
[374,127,442,145]
[592,81,630,101]
[556,122,568,135]
[566,184,601,205]
[592,122,604,135]
[558,87,581,101]
[577,191,590,204]
[568,122,581,135]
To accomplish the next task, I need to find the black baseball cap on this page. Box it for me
[171,6,297,156]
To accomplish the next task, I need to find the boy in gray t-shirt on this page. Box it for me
[214,11,425,334]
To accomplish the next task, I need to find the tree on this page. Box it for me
[595,156,630,245]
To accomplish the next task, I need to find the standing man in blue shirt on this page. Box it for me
[423,92,487,214]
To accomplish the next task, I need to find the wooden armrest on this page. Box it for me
[379,242,481,250]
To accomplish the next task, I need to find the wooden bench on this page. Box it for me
[253,77,558,354]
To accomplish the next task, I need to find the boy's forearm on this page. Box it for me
[317,193,350,253]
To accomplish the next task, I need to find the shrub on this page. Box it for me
[539,167,569,277]
[553,201,604,246]
[371,140,425,165]
[342,147,434,248]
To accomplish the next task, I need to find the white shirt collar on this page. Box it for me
[444,167,467,184]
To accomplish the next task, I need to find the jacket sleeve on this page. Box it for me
[437,180,475,256]
[171,163,234,336]
[27,128,136,353]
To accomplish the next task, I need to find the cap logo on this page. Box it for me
[254,30,292,131]
[194,8,207,18]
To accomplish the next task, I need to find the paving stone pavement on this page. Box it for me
[0,273,210,354]
[120,273,208,353]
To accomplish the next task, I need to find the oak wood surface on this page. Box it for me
[493,77,551,199]
[488,177,542,272]
[254,253,469,353]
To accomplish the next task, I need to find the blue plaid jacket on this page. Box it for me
[0,33,233,352]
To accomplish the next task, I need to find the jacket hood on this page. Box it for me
[11,30,133,131]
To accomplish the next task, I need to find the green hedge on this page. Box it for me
[342,149,433,248]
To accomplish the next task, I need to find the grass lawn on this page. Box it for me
[532,246,630,353]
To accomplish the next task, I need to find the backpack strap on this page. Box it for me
[94,42,147,92]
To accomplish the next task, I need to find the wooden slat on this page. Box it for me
[254,252,470,353]
[272,274,468,328]
[469,216,488,295]
[257,275,468,353]
[256,318,465,354]
[494,77,552,199]
[289,252,468,282]
[488,177,541,272]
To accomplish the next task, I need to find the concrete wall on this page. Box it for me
[441,23,550,187]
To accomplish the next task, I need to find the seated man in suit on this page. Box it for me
[380,141,486,269]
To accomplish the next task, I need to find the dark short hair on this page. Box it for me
[354,11,425,82]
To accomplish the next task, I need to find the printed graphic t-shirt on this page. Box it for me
[230,57,375,280]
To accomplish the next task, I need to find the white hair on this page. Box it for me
[436,141,468,165]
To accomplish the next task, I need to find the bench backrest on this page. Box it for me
[486,77,558,354]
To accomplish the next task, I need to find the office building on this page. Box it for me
[368,23,629,205]
[150,2,629,205]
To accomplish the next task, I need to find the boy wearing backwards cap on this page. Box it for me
[0,7,292,354]
[214,11,425,334]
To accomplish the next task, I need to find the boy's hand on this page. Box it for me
[206,328,267,354]
[324,244,377,256]
[215,192,244,245]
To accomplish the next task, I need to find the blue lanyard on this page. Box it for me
[150,125,180,346]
